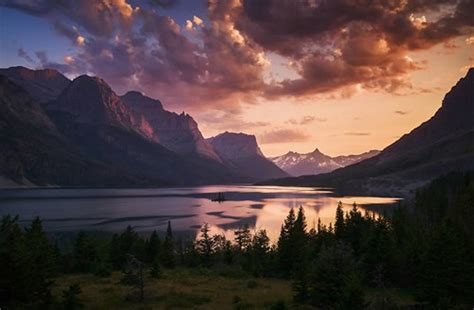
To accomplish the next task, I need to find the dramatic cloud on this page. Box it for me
[3,0,473,111]
[237,0,473,97]
[259,129,310,144]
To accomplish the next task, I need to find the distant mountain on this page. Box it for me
[271,149,379,176]
[260,68,474,197]
[0,66,70,103]
[332,150,381,167]
[207,132,289,180]
[121,91,221,162]
[0,75,140,186]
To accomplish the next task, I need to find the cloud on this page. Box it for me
[193,15,203,26]
[286,115,327,125]
[344,132,371,136]
[198,110,269,132]
[17,48,34,64]
[238,0,473,97]
[395,110,409,115]
[443,41,460,49]
[76,35,85,46]
[259,128,310,144]
[3,0,473,112]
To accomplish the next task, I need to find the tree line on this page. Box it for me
[0,171,473,308]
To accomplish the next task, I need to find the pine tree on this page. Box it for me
[335,201,345,240]
[418,220,473,305]
[234,224,252,252]
[291,207,308,272]
[304,243,356,307]
[250,229,270,275]
[150,257,162,279]
[146,231,162,263]
[277,208,296,276]
[161,221,175,268]
[338,272,367,309]
[109,234,121,269]
[73,231,99,272]
[24,217,55,306]
[196,223,215,265]
[0,215,29,304]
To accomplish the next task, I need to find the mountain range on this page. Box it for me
[270,149,380,176]
[261,68,474,197]
[2,65,472,191]
[0,66,288,187]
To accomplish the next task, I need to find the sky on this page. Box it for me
[0,0,473,157]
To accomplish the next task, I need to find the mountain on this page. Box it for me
[260,68,474,196]
[332,150,381,167]
[207,132,289,180]
[45,75,238,186]
[271,149,379,176]
[48,75,154,139]
[0,66,70,103]
[0,75,140,186]
[121,91,221,162]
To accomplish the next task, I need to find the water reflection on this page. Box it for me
[0,186,400,242]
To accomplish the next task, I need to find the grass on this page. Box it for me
[53,267,419,309]
[52,267,293,309]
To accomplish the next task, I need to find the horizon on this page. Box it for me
[1,0,473,157]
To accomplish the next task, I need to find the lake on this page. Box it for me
[0,185,401,242]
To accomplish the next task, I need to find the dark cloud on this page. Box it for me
[259,128,310,144]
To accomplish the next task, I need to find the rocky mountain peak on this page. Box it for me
[122,91,164,110]
[207,132,265,160]
[54,75,146,134]
[0,66,70,102]
[271,148,380,177]
[121,91,221,161]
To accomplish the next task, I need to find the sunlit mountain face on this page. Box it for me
[1,0,472,159]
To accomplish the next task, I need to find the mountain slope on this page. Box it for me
[0,75,140,186]
[271,148,379,176]
[260,68,474,196]
[0,66,70,103]
[121,91,221,162]
[207,132,289,180]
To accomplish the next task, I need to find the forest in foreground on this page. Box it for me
[1,172,473,309]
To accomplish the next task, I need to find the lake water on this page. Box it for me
[0,185,400,242]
